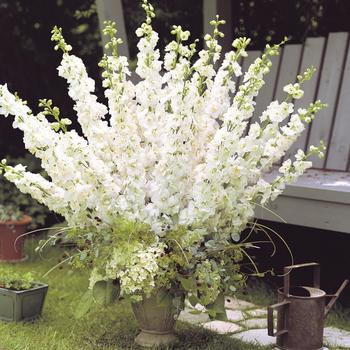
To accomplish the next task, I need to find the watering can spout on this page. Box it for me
[324,279,349,316]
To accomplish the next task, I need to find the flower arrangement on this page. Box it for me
[0,0,325,317]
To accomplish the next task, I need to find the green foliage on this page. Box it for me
[0,153,52,228]
[151,227,245,315]
[42,215,246,319]
[74,289,94,319]
[0,203,23,222]
[0,268,35,290]
[102,20,123,57]
[92,280,120,307]
[51,25,72,53]
[206,293,227,320]
[74,3,97,20]
[38,98,72,132]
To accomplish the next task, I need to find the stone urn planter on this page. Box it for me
[131,289,184,348]
[0,215,31,262]
[0,282,48,322]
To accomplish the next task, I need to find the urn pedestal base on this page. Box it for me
[135,330,178,347]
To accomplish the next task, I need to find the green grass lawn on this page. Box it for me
[0,238,272,350]
[0,238,349,350]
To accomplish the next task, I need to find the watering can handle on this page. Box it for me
[324,279,349,316]
[283,262,320,296]
[267,300,290,337]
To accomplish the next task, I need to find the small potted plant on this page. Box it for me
[0,204,31,262]
[0,269,48,322]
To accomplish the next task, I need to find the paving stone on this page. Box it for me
[239,317,268,329]
[246,308,268,318]
[203,320,242,334]
[178,309,210,324]
[184,300,205,311]
[225,296,255,310]
[231,328,276,346]
[226,309,245,322]
[324,327,350,348]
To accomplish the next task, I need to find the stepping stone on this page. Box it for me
[203,320,242,334]
[225,296,255,310]
[231,328,276,346]
[239,318,268,329]
[178,309,210,324]
[226,309,245,322]
[324,327,350,348]
[184,300,205,311]
[246,308,267,318]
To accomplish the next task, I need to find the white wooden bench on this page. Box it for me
[246,33,350,233]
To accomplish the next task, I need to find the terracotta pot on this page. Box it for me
[131,289,183,348]
[0,215,31,262]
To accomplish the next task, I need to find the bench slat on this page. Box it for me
[307,32,349,168]
[273,44,303,102]
[285,37,326,160]
[326,42,350,170]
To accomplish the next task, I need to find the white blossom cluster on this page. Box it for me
[0,3,325,295]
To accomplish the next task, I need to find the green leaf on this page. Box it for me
[52,106,60,118]
[74,290,93,319]
[156,289,172,307]
[189,309,202,315]
[51,122,60,132]
[215,311,228,321]
[188,294,199,307]
[232,274,243,281]
[79,251,87,261]
[179,277,196,291]
[92,280,120,306]
[207,309,217,319]
[172,295,185,311]
[206,294,226,320]
[61,118,72,125]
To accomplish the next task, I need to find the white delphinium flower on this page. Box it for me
[1,162,68,217]
[283,83,304,99]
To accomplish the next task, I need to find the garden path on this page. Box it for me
[178,297,350,349]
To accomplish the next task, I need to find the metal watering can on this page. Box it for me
[267,262,348,350]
